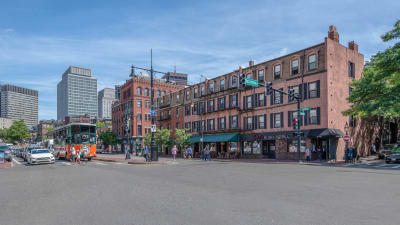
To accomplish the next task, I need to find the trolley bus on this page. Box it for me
[53,123,96,161]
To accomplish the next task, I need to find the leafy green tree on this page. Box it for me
[154,129,170,152]
[44,127,54,140]
[98,131,118,148]
[0,128,7,141]
[96,121,108,129]
[144,133,152,147]
[6,120,29,143]
[175,128,192,156]
[344,20,400,147]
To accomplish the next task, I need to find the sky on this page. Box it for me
[0,0,399,120]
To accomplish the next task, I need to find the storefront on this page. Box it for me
[189,133,239,158]
[307,128,344,161]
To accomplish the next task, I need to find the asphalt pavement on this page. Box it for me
[1,156,400,225]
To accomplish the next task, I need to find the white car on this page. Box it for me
[28,149,55,165]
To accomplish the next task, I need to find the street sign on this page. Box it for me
[151,125,157,133]
[244,78,258,87]
[344,135,351,142]
[300,107,312,111]
[299,112,305,116]
[151,110,156,117]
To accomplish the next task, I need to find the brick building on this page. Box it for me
[112,70,184,153]
[156,26,363,161]
[38,120,56,141]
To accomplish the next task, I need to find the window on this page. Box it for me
[274,91,282,104]
[157,90,161,97]
[137,100,142,108]
[245,117,253,130]
[258,70,264,82]
[185,105,191,116]
[288,86,299,102]
[309,108,318,125]
[288,139,306,153]
[194,88,198,98]
[176,123,180,129]
[258,94,265,107]
[201,86,205,96]
[137,125,142,136]
[258,115,265,129]
[219,117,226,130]
[308,82,318,98]
[185,122,191,130]
[349,116,356,127]
[167,124,170,130]
[274,113,281,128]
[220,79,225,91]
[185,90,190,100]
[247,96,252,109]
[176,108,180,118]
[137,113,142,121]
[144,88,149,96]
[146,101,151,108]
[193,103,198,115]
[207,119,215,131]
[137,87,142,96]
[231,94,238,107]
[167,110,171,119]
[209,82,214,93]
[231,115,238,128]
[292,59,299,75]
[308,54,316,70]
[232,76,237,88]
[218,97,225,110]
[201,120,205,131]
[176,94,180,101]
[348,61,355,77]
[208,100,214,112]
[274,65,281,79]
[200,102,205,114]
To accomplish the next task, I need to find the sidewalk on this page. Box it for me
[0,162,12,168]
[94,154,171,164]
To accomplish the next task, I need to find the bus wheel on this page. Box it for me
[87,157,92,161]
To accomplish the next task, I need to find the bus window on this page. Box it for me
[81,125,89,133]
[90,126,95,134]
[81,134,90,143]
[72,125,80,133]
[90,134,96,144]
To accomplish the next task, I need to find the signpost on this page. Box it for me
[244,78,258,87]
[151,125,157,133]
[300,107,311,111]
[344,135,351,143]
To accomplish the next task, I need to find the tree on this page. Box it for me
[144,133,152,147]
[96,121,108,129]
[344,20,400,147]
[175,128,192,157]
[6,120,29,143]
[98,131,118,148]
[154,129,170,153]
[44,127,54,140]
[0,128,7,141]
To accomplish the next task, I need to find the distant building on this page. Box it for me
[57,66,98,121]
[0,117,13,129]
[162,72,188,85]
[98,88,116,120]
[0,84,38,127]
[38,120,55,140]
[115,85,121,100]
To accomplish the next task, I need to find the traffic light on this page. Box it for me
[239,74,246,88]
[288,89,294,102]
[265,82,273,95]
[293,118,299,130]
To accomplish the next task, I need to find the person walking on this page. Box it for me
[306,147,311,162]
[76,150,81,164]
[317,147,322,161]
[204,144,210,161]
[187,146,192,160]
[172,145,177,161]
[71,146,76,164]
[144,145,149,162]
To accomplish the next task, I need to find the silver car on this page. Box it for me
[27,149,55,165]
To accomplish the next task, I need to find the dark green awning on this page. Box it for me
[189,133,239,143]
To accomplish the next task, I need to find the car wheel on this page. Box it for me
[87,157,92,161]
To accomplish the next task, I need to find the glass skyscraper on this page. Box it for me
[57,66,98,121]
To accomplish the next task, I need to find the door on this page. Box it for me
[262,141,269,157]
[268,141,276,159]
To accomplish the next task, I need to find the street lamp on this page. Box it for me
[344,122,349,135]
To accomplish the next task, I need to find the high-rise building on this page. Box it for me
[57,66,98,121]
[0,84,38,127]
[162,72,188,85]
[98,88,116,120]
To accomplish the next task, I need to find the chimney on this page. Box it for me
[249,60,255,67]
[328,25,339,42]
[348,41,358,52]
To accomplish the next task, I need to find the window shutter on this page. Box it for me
[298,84,303,101]
[229,116,231,129]
[304,111,309,125]
[352,63,355,77]
[263,93,266,106]
[223,96,226,109]
[288,111,292,127]
[280,112,284,128]
[316,80,320,98]
[253,116,256,130]
[264,114,267,129]
[244,117,247,130]
[280,88,283,104]
[270,114,273,129]
[217,118,220,130]
[243,96,246,109]
[303,83,308,99]
[317,107,321,125]
[270,91,274,105]
[229,95,231,108]
[223,117,226,129]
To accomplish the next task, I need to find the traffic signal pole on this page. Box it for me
[297,96,301,162]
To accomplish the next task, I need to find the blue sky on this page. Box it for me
[0,0,399,120]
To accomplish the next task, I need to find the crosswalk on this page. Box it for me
[340,162,400,169]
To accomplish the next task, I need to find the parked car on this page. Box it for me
[0,145,12,162]
[27,149,55,165]
[14,148,24,157]
[378,149,392,159]
[23,146,42,161]
[386,153,400,164]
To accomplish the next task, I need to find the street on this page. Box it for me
[1,157,399,225]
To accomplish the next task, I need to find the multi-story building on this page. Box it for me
[162,72,188,85]
[157,26,364,161]
[98,88,116,120]
[38,120,55,141]
[0,117,13,129]
[57,66,98,121]
[115,85,121,100]
[112,70,184,153]
[0,84,38,127]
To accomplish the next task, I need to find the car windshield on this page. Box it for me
[0,145,9,150]
[28,146,41,150]
[31,150,50,154]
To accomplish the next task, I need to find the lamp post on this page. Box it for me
[344,121,350,160]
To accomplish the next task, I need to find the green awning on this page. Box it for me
[189,133,239,143]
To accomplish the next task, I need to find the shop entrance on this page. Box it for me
[262,140,275,159]
[312,138,330,161]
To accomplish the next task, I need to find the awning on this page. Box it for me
[307,128,344,138]
[189,133,239,143]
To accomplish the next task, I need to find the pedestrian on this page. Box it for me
[317,147,322,161]
[71,146,76,164]
[306,147,311,162]
[187,146,192,160]
[204,144,210,161]
[144,145,149,162]
[125,146,130,160]
[76,150,81,164]
[372,143,377,155]
[172,145,177,161]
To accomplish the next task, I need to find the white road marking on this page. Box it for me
[95,162,107,165]
[12,158,21,165]
[61,162,71,166]
[391,165,400,169]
